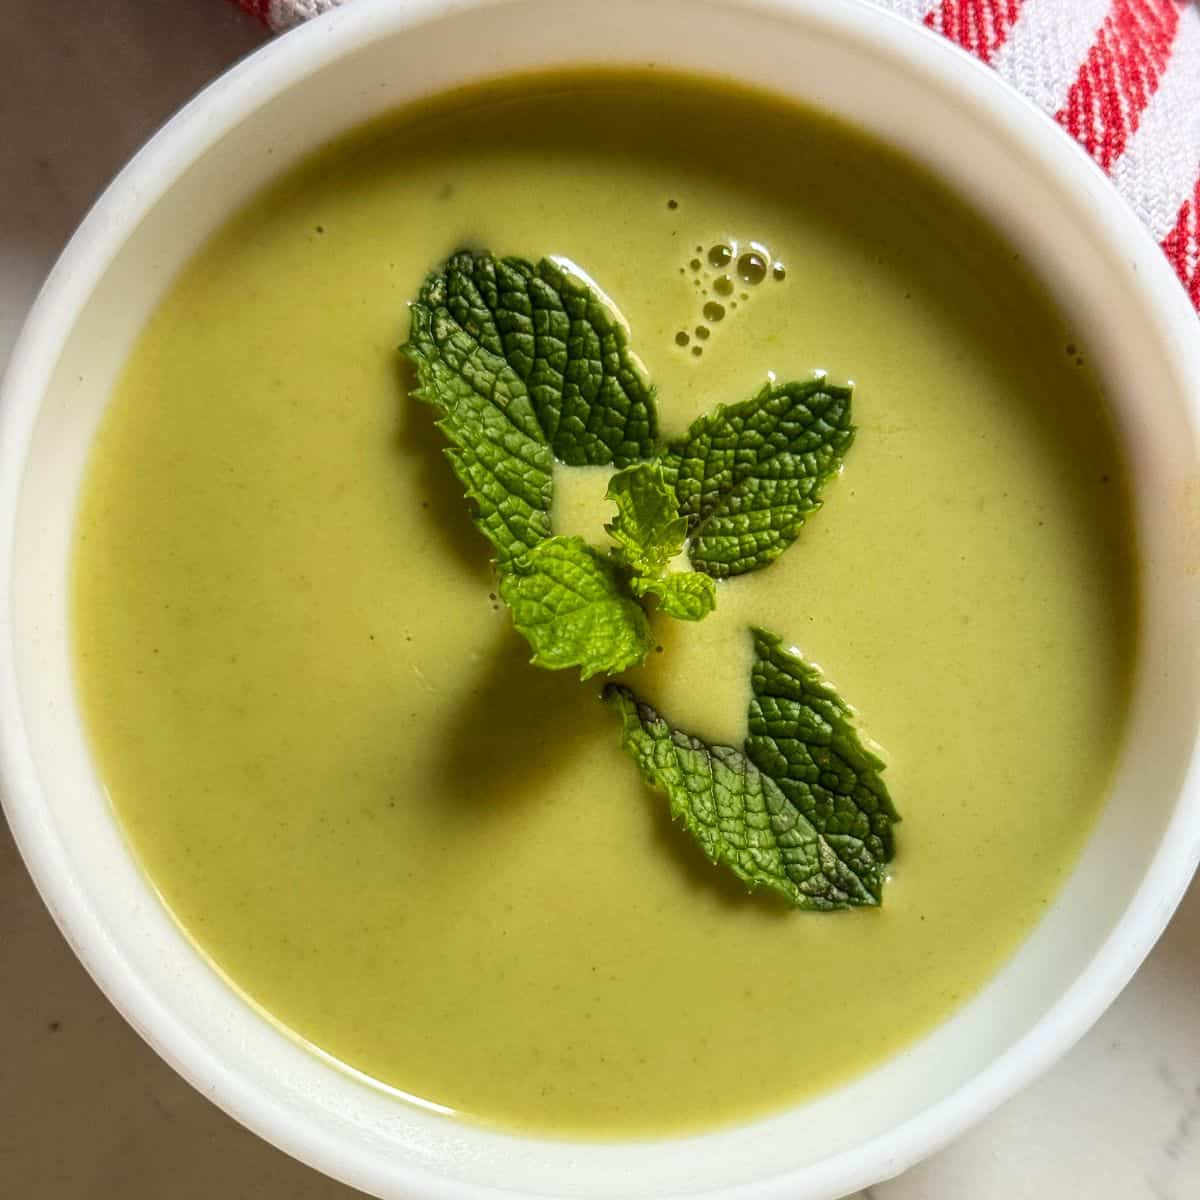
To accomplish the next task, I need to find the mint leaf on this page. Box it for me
[499,536,654,678]
[406,250,658,469]
[605,463,687,576]
[661,379,854,578]
[605,686,876,909]
[746,629,897,902]
[634,571,717,621]
[606,462,717,623]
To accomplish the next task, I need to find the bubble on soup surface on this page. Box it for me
[737,249,768,285]
[707,243,733,268]
[695,326,710,341]
[772,262,787,281]
[675,330,690,347]
[713,275,734,297]
[702,301,725,322]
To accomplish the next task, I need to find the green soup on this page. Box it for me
[72,74,1136,1137]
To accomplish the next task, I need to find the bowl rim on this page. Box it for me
[2,0,1199,1197]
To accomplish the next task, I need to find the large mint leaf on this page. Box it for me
[605,686,875,909]
[406,250,658,469]
[499,536,654,678]
[660,379,854,578]
[745,629,897,902]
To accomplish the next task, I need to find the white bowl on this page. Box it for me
[2,1,1198,1197]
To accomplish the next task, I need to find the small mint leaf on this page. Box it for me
[605,462,688,576]
[605,685,875,909]
[745,629,897,902]
[499,536,654,678]
[605,462,716,623]
[661,379,854,578]
[635,571,717,621]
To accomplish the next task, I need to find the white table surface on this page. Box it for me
[1,2,1197,1196]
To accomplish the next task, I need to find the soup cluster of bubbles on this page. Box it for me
[674,235,787,355]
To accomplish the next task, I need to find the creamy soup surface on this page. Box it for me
[73,73,1136,1137]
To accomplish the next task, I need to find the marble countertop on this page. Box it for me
[1,2,1196,1196]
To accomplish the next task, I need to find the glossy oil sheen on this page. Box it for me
[72,74,1136,1138]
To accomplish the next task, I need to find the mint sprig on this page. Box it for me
[402,249,898,908]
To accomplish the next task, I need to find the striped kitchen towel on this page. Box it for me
[233,0,1200,314]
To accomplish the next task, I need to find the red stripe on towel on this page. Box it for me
[1162,171,1200,307]
[923,0,1027,64]
[1055,0,1182,173]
